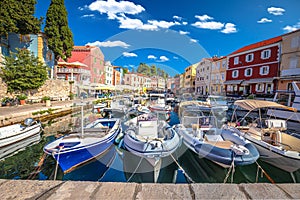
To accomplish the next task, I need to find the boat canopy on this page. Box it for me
[234,99,297,112]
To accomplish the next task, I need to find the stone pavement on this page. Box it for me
[0,180,299,200]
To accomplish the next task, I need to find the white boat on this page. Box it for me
[267,81,300,128]
[206,95,228,111]
[227,99,300,172]
[174,109,259,167]
[0,118,43,159]
[123,113,181,172]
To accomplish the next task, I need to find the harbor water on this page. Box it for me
[0,109,299,183]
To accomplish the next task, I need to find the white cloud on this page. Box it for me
[257,18,272,23]
[88,0,145,19]
[173,15,182,21]
[85,40,130,48]
[81,14,95,18]
[195,14,213,21]
[179,30,189,35]
[267,7,285,16]
[78,5,89,11]
[221,23,237,34]
[192,21,224,30]
[148,20,179,29]
[283,22,300,33]
[173,56,179,59]
[182,21,188,25]
[190,39,198,43]
[159,56,169,62]
[148,55,157,59]
[123,52,137,57]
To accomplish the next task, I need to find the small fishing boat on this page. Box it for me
[123,112,180,162]
[0,118,43,159]
[173,109,259,167]
[122,113,181,182]
[227,99,300,173]
[44,117,121,173]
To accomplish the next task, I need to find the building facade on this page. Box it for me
[210,56,227,95]
[225,36,282,97]
[278,29,300,90]
[104,61,113,86]
[184,63,198,93]
[195,58,212,96]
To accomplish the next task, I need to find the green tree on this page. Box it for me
[0,49,48,93]
[150,65,157,76]
[137,63,150,75]
[0,0,41,36]
[44,0,74,62]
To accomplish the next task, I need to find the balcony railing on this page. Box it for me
[57,68,90,75]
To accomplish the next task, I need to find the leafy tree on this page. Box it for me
[44,0,74,62]
[150,65,157,76]
[0,0,41,36]
[137,63,150,75]
[0,48,48,93]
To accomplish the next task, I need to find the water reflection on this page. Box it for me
[0,109,299,183]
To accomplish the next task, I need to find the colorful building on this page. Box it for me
[184,62,198,93]
[2,33,55,76]
[195,58,212,96]
[210,56,227,95]
[225,36,282,97]
[278,29,300,90]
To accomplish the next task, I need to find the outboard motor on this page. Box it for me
[24,118,35,126]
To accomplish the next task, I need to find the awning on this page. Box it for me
[234,99,297,112]
[223,80,243,85]
[57,61,88,68]
[242,78,274,85]
[94,85,115,90]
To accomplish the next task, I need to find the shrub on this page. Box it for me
[17,94,27,100]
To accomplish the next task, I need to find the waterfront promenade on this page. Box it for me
[0,98,95,127]
[0,179,299,199]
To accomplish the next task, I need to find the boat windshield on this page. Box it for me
[182,115,217,128]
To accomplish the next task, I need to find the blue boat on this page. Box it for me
[173,108,259,167]
[44,118,121,173]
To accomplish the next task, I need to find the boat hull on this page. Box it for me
[44,118,121,173]
[175,127,259,167]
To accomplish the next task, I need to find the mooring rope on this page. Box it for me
[160,140,195,183]
[255,161,275,184]
[223,155,235,183]
[27,152,47,180]
[53,147,63,180]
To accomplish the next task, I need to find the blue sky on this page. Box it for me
[35,0,300,76]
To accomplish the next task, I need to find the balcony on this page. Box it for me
[57,68,90,75]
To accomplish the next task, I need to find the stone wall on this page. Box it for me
[0,78,70,101]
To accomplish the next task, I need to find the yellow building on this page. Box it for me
[184,63,198,93]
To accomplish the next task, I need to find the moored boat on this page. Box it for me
[227,99,300,172]
[174,110,259,167]
[0,118,43,159]
[44,118,121,173]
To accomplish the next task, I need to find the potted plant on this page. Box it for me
[42,96,51,107]
[17,94,27,105]
[69,92,75,100]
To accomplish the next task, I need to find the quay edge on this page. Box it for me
[0,180,299,200]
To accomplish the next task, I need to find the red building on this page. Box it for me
[225,36,282,97]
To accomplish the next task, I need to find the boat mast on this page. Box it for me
[81,105,84,138]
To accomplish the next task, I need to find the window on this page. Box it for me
[289,57,298,69]
[245,53,254,62]
[221,73,225,80]
[256,83,264,92]
[244,68,252,77]
[261,49,271,59]
[260,66,269,75]
[222,60,226,68]
[217,62,220,69]
[291,36,300,48]
[234,57,239,65]
[232,70,239,78]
